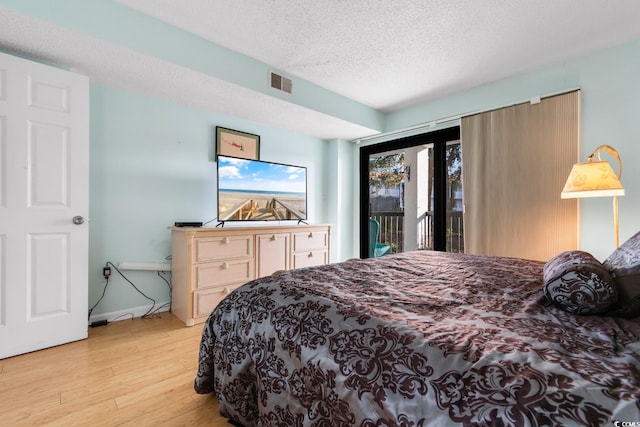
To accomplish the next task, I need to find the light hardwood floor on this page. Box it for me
[0,313,230,426]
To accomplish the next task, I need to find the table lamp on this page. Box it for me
[561,144,625,247]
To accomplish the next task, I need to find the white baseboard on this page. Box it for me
[88,301,171,325]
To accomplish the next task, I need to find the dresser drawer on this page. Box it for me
[292,230,328,252]
[193,285,240,318]
[194,259,254,289]
[195,235,253,262]
[292,249,327,269]
[256,233,290,277]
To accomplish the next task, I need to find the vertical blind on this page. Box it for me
[461,90,580,261]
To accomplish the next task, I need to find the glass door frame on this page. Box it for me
[358,126,460,258]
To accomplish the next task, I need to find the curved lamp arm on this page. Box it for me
[588,144,623,179]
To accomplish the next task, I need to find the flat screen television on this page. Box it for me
[217,155,307,222]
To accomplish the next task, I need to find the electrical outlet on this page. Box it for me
[103,265,111,279]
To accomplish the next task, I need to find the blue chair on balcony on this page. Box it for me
[369,218,391,258]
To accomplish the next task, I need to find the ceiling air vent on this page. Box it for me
[270,71,293,94]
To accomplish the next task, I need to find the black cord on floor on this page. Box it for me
[88,260,172,322]
[88,276,109,321]
[144,302,171,318]
[157,270,172,313]
[106,261,157,319]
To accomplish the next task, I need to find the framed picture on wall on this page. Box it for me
[216,126,260,160]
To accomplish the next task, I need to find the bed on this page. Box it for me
[194,236,640,426]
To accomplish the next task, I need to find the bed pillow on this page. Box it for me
[603,231,640,318]
[543,250,617,315]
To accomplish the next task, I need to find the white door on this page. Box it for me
[0,52,89,359]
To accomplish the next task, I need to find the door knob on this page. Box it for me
[72,216,85,225]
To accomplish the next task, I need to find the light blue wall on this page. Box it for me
[377,39,640,261]
[325,139,355,261]
[89,85,328,317]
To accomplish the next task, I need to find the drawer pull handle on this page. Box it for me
[222,262,229,269]
[223,287,230,295]
[308,232,313,238]
[308,252,313,258]
[270,234,276,241]
[222,237,230,244]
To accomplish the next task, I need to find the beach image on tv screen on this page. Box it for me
[217,156,307,221]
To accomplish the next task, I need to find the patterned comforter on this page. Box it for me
[194,250,640,426]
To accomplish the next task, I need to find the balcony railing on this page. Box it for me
[371,211,464,253]
[370,211,404,253]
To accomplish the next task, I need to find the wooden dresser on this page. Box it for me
[170,224,330,326]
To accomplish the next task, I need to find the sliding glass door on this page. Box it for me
[445,141,464,252]
[359,127,461,258]
[368,149,406,254]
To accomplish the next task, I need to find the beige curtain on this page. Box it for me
[461,90,580,261]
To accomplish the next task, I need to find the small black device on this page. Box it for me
[174,221,203,227]
[90,319,108,327]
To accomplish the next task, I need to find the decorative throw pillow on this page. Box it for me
[543,250,617,315]
[603,231,640,318]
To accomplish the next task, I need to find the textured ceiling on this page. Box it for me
[2,1,640,140]
[116,0,640,112]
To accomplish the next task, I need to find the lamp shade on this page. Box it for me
[561,160,625,199]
